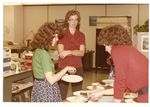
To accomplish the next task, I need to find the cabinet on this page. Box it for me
[3,70,33,102]
[82,51,94,71]
[95,28,110,72]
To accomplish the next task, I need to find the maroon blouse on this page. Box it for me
[58,29,85,68]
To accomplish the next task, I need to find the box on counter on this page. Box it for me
[3,48,11,72]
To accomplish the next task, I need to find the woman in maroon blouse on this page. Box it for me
[88,25,148,103]
[58,10,85,100]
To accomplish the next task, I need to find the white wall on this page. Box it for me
[3,6,15,41]
[48,5,75,22]
[14,5,23,44]
[4,6,23,44]
[23,6,48,36]
[139,5,149,25]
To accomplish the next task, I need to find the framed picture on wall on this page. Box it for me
[136,32,149,58]
[141,35,149,52]
[89,16,97,26]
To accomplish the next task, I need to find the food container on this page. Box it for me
[3,48,11,72]
[25,52,33,70]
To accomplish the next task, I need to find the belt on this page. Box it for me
[136,86,148,96]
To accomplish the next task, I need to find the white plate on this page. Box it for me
[73,90,87,96]
[124,92,138,99]
[87,85,105,90]
[61,75,83,83]
[125,99,137,103]
[102,88,114,96]
[102,79,114,84]
[106,83,114,87]
[66,96,88,103]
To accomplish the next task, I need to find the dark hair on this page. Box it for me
[97,25,132,46]
[31,22,63,51]
[65,9,81,29]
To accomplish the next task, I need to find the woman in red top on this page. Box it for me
[88,25,148,103]
[58,10,85,100]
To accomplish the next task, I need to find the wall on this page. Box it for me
[14,5,23,44]
[3,6,15,41]
[3,4,149,67]
[23,6,48,36]
[4,5,23,44]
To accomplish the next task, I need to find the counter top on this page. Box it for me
[3,69,32,78]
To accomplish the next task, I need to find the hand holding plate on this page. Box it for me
[67,66,76,75]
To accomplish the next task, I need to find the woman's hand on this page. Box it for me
[59,51,72,59]
[65,66,76,74]
[87,90,103,102]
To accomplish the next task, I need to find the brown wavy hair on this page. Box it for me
[65,9,81,29]
[97,25,132,46]
[31,22,63,51]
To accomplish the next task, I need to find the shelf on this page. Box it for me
[3,70,33,102]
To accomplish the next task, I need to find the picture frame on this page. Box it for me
[89,16,97,26]
[141,35,149,52]
[137,32,149,52]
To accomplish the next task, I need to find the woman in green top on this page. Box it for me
[31,22,76,102]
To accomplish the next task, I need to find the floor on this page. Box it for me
[67,69,109,97]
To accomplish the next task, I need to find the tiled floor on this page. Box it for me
[67,69,109,97]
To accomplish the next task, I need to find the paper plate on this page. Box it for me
[73,90,87,96]
[87,85,105,90]
[102,79,114,84]
[66,96,88,103]
[61,75,83,83]
[124,92,138,99]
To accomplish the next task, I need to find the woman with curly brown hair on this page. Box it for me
[31,22,76,102]
[87,25,148,103]
[57,10,85,100]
